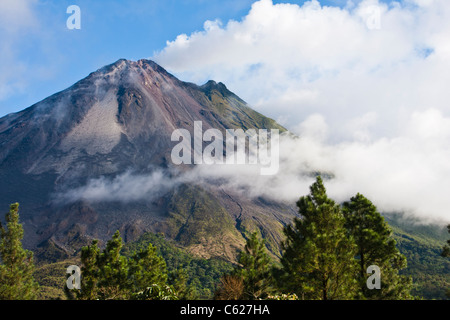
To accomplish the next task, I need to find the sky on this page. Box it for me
[0,0,393,117]
[2,0,450,224]
[0,0,256,116]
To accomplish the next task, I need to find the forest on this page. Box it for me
[1,176,449,300]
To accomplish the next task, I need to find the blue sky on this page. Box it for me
[1,0,255,116]
[0,0,393,117]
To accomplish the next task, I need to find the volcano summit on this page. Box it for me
[0,59,295,261]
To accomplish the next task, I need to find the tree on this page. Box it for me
[128,242,168,293]
[342,193,412,299]
[67,230,175,300]
[0,203,39,300]
[169,268,194,300]
[279,176,358,300]
[71,239,101,300]
[214,274,244,300]
[234,232,273,299]
[442,224,450,299]
[441,224,450,258]
[95,230,129,299]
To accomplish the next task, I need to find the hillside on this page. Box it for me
[386,214,450,299]
[33,216,449,300]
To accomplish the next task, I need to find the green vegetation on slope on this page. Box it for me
[386,216,450,299]
[122,232,233,299]
[33,258,79,300]
[32,231,233,300]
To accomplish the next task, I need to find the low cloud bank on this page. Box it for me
[58,109,450,224]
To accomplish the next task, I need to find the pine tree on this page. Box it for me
[68,231,129,300]
[279,176,358,300]
[169,268,189,299]
[128,243,168,292]
[0,203,39,300]
[234,232,273,299]
[69,239,101,300]
[68,230,177,300]
[342,193,413,299]
[96,230,129,300]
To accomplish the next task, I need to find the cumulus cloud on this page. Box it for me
[148,0,450,223]
[154,0,450,139]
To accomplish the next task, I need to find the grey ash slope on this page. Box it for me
[0,59,294,261]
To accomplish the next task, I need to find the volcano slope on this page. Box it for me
[0,59,296,262]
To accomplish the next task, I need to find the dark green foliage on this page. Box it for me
[442,224,450,298]
[442,224,450,258]
[168,268,189,299]
[132,284,178,300]
[279,176,358,300]
[233,232,273,299]
[389,223,450,300]
[76,239,100,299]
[67,231,174,300]
[343,194,413,299]
[128,242,168,292]
[0,203,39,300]
[96,231,130,299]
[381,215,450,300]
[123,232,233,299]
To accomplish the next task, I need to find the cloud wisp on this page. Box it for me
[58,109,450,225]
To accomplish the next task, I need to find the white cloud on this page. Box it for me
[152,0,450,223]
[61,109,450,225]
[57,169,184,203]
[154,0,450,138]
[184,109,450,224]
[291,113,328,141]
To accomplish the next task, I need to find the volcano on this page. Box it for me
[0,59,296,262]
